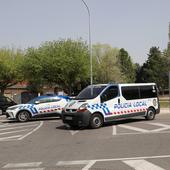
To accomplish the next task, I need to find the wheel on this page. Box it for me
[90,113,103,129]
[17,111,30,122]
[145,108,156,120]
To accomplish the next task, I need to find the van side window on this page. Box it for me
[140,85,157,98]
[122,86,139,100]
[101,86,118,103]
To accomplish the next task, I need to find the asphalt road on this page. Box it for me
[0,112,170,170]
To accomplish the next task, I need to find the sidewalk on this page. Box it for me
[160,108,170,114]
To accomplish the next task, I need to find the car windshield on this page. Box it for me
[76,85,107,100]
[27,97,40,104]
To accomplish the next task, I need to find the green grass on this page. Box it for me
[160,100,170,108]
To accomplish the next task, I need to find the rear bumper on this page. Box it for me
[62,110,91,127]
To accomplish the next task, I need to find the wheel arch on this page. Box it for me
[16,109,32,119]
[147,106,156,114]
[91,111,105,122]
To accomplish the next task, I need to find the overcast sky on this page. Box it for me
[0,0,170,64]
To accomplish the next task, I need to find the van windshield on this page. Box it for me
[76,85,107,100]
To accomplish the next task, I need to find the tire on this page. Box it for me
[90,113,103,129]
[17,111,30,122]
[145,108,156,120]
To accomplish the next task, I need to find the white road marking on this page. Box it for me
[118,124,149,133]
[82,160,96,170]
[151,127,169,132]
[112,125,117,135]
[69,130,79,135]
[115,122,170,135]
[0,135,22,141]
[112,130,170,136]
[57,160,90,166]
[18,121,43,140]
[0,123,10,127]
[148,122,170,132]
[64,124,79,135]
[3,162,42,168]
[0,121,42,128]
[0,124,39,131]
[123,159,165,170]
[9,168,45,170]
[56,155,170,167]
[147,122,170,128]
[0,129,29,136]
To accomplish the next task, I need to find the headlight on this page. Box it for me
[78,103,88,112]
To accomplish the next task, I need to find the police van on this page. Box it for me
[62,83,160,129]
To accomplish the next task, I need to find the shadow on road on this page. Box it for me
[56,117,147,131]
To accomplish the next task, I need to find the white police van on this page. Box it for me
[62,83,160,129]
[6,95,70,122]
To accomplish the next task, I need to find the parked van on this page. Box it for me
[62,83,160,128]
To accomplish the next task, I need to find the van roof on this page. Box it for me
[90,83,156,87]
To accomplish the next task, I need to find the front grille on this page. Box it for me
[66,109,77,113]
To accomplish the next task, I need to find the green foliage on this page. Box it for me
[0,48,23,94]
[117,48,136,83]
[138,47,169,90]
[22,39,89,94]
[21,47,45,93]
[93,44,125,83]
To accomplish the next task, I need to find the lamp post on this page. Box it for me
[81,0,93,94]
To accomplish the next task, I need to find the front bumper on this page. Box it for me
[62,110,91,127]
[5,111,16,119]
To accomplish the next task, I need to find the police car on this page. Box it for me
[6,95,70,122]
[62,83,160,129]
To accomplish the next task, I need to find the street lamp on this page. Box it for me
[81,0,93,94]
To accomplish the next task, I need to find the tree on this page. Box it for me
[0,48,23,94]
[22,39,90,95]
[138,47,168,90]
[93,44,125,83]
[117,48,136,83]
[21,47,45,93]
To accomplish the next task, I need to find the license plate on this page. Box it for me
[65,116,72,120]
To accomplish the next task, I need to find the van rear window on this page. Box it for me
[121,85,157,100]
[140,85,157,98]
